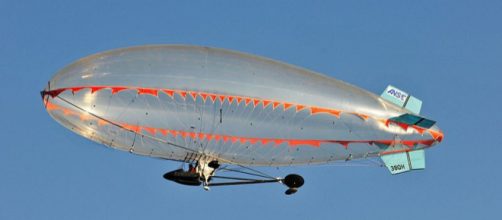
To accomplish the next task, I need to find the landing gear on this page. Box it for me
[196,159,219,190]
[202,161,220,191]
[163,160,305,195]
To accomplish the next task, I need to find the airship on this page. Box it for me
[41,45,443,195]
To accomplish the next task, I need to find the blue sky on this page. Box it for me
[1,0,500,219]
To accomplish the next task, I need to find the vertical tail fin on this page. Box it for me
[381,150,426,174]
[381,85,422,114]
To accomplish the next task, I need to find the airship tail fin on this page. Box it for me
[381,150,426,174]
[381,85,422,114]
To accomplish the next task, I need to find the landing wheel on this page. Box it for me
[282,174,304,195]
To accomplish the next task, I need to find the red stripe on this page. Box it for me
[43,86,439,136]
[137,88,158,96]
[45,100,440,151]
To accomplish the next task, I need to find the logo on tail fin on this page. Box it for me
[386,88,408,102]
[381,85,409,107]
[381,85,422,114]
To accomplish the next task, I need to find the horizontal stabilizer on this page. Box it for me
[390,113,436,129]
[381,85,422,114]
[381,150,426,175]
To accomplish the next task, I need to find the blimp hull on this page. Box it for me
[42,45,441,166]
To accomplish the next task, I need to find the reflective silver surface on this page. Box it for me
[43,45,442,166]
